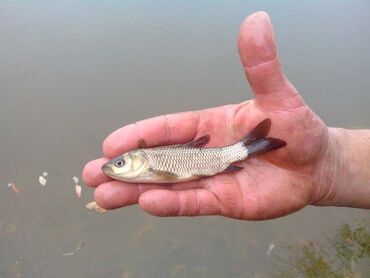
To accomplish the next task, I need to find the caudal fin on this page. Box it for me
[246,137,286,158]
[241,118,286,157]
[241,118,271,146]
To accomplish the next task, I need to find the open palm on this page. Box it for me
[83,12,331,219]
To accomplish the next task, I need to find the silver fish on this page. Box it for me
[102,118,286,183]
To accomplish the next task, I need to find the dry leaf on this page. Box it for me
[73,176,79,184]
[39,176,47,186]
[86,201,106,213]
[8,183,20,194]
[75,184,82,198]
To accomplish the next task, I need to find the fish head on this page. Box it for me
[101,150,149,182]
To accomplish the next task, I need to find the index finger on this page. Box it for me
[103,111,200,158]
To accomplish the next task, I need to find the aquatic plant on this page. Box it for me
[272,221,369,278]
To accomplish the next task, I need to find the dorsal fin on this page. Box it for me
[184,135,210,148]
[137,139,147,148]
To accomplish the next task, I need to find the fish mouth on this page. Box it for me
[101,164,114,176]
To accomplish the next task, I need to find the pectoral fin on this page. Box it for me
[148,168,179,181]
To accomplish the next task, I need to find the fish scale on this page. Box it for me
[143,142,248,177]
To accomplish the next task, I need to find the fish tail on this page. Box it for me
[241,118,286,158]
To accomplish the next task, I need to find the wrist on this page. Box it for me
[313,127,370,208]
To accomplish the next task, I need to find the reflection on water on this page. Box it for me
[0,1,369,277]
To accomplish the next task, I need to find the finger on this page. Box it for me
[94,181,203,210]
[138,188,222,217]
[103,111,199,158]
[82,158,112,187]
[238,11,303,110]
[94,181,162,209]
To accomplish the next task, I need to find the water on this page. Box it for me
[0,1,369,277]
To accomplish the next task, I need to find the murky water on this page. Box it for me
[0,1,369,277]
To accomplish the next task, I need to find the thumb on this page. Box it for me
[238,12,303,111]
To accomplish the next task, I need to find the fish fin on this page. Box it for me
[137,139,147,148]
[148,168,178,181]
[184,135,210,148]
[240,118,286,157]
[246,137,286,158]
[222,165,244,173]
[241,118,271,146]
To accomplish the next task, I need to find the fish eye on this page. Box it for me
[115,159,125,167]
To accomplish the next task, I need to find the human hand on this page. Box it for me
[82,12,338,219]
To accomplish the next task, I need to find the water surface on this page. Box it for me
[0,1,369,277]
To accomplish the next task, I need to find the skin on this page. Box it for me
[82,12,370,219]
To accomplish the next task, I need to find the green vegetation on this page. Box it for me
[272,221,370,278]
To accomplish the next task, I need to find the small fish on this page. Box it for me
[102,118,286,183]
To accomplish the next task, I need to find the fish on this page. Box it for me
[101,118,286,183]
